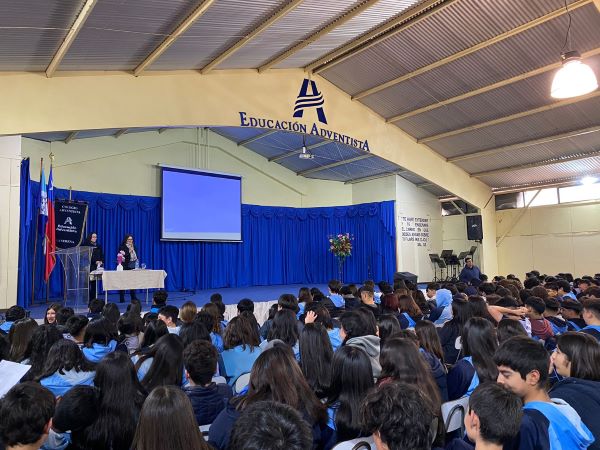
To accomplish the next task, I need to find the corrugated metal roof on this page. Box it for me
[60,0,200,70]
[425,95,600,158]
[0,0,84,71]
[319,0,575,95]
[150,0,282,70]
[275,0,424,69]
[217,0,359,69]
[479,155,600,188]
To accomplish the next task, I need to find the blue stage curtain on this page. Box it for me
[17,163,396,307]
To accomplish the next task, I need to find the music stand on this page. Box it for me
[429,254,440,281]
[436,258,448,281]
[457,251,469,261]
[448,254,460,282]
[469,246,477,256]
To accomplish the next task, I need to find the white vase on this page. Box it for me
[116,263,124,271]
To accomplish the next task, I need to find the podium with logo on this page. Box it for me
[53,246,93,312]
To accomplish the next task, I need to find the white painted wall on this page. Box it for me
[0,136,22,310]
[497,201,600,278]
[22,129,353,208]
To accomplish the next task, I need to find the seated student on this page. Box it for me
[158,305,180,335]
[133,333,184,390]
[377,314,401,348]
[237,298,255,316]
[150,289,168,314]
[55,307,74,333]
[428,288,453,324]
[414,320,448,402]
[0,382,55,450]
[304,304,342,351]
[543,298,568,335]
[65,315,88,348]
[82,318,117,363]
[361,381,444,450]
[437,298,472,364]
[581,298,600,341]
[426,282,439,306]
[179,320,211,348]
[340,308,381,377]
[299,323,333,400]
[37,339,95,396]
[341,285,361,311]
[132,385,210,450]
[210,293,228,328]
[197,309,224,352]
[8,318,38,363]
[450,383,523,450]
[557,280,577,301]
[497,318,528,344]
[327,279,345,310]
[524,296,554,341]
[21,325,64,382]
[87,298,104,321]
[138,317,168,352]
[220,315,262,385]
[398,294,423,329]
[261,309,300,360]
[549,332,600,450]
[561,299,587,331]
[180,301,198,325]
[228,401,313,450]
[358,286,381,319]
[448,317,498,400]
[0,305,26,334]
[326,346,374,443]
[183,340,233,426]
[494,336,595,450]
[296,287,313,318]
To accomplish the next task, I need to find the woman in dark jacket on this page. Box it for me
[118,234,139,302]
[85,232,104,302]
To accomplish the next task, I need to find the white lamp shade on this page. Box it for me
[551,58,598,99]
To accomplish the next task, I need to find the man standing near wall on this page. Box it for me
[459,256,481,285]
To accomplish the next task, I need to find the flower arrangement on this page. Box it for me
[116,250,125,271]
[328,233,353,261]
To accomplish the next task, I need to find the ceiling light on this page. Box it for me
[551,51,598,99]
[298,136,314,160]
[580,176,598,185]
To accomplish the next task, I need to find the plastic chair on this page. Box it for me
[212,376,227,384]
[441,396,469,435]
[332,436,375,450]
[199,424,211,441]
[233,372,251,394]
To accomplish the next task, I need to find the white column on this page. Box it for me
[0,136,22,309]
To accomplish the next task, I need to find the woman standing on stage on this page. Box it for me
[85,232,104,302]
[119,234,139,303]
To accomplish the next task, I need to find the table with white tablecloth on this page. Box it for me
[102,269,167,304]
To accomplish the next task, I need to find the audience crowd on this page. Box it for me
[1,271,600,450]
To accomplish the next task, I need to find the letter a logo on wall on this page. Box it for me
[293,78,327,124]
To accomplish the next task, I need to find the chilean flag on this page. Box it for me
[44,165,56,281]
[38,165,47,237]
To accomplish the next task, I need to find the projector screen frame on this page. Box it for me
[159,164,243,242]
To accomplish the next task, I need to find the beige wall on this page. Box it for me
[497,201,600,278]
[22,129,353,208]
[0,136,21,310]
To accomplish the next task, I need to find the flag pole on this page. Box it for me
[31,157,43,306]
[46,152,55,304]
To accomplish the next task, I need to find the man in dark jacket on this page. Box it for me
[182,340,232,426]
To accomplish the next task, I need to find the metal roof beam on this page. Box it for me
[448,125,600,163]
[419,90,600,144]
[134,0,215,76]
[114,129,129,138]
[344,170,406,184]
[471,150,600,178]
[352,0,592,100]
[259,0,382,72]
[201,0,304,74]
[46,0,98,77]
[238,130,278,147]
[305,0,454,73]
[297,154,372,176]
[268,140,329,162]
[64,131,78,144]
[491,173,600,194]
[388,47,600,123]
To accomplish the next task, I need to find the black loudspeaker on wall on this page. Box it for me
[466,215,483,241]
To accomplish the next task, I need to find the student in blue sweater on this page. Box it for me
[37,339,95,396]
[581,298,600,341]
[495,336,595,450]
[219,315,261,385]
[183,340,232,426]
[81,318,117,363]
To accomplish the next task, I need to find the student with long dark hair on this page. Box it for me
[263,309,300,359]
[102,302,120,329]
[398,294,423,329]
[497,318,528,344]
[415,320,444,364]
[198,306,224,352]
[44,303,61,325]
[437,297,473,363]
[377,314,401,348]
[88,351,147,450]
[133,333,184,391]
[447,317,498,400]
[208,345,329,450]
[82,318,117,363]
[299,323,333,399]
[220,315,261,384]
[340,308,381,377]
[179,320,211,348]
[117,312,141,354]
[304,303,342,351]
[138,317,168,351]
[65,315,89,347]
[21,324,63,381]
[325,346,373,443]
[8,318,38,362]
[132,386,209,450]
[37,339,95,396]
[549,332,600,449]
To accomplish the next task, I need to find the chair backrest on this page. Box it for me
[234,372,251,394]
[332,436,375,450]
[212,376,227,385]
[441,396,470,434]
[199,424,211,441]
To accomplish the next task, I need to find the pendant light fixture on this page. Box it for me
[550,1,598,99]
